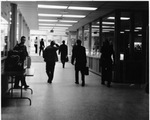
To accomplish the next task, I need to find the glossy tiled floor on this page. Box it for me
[2,60,149,120]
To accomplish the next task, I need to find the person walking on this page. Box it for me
[100,39,115,87]
[13,36,29,89]
[59,40,68,68]
[39,38,45,56]
[71,39,87,87]
[34,37,38,53]
[43,41,59,83]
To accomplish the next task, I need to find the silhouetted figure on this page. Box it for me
[43,41,59,83]
[71,39,87,86]
[13,36,29,89]
[34,37,38,53]
[59,40,68,68]
[100,39,115,87]
[39,38,45,56]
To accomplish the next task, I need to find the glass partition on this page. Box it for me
[102,13,115,49]
[91,19,100,57]
[84,24,90,55]
[134,12,143,60]
[78,28,82,40]
[1,17,9,57]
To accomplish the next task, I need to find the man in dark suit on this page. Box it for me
[13,36,29,89]
[71,39,87,86]
[59,40,68,68]
[43,41,59,83]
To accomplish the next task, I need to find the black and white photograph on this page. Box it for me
[1,1,149,120]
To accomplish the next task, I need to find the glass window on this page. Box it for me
[91,19,100,56]
[84,24,89,55]
[102,13,115,48]
[78,28,82,40]
[1,17,9,57]
[134,12,143,60]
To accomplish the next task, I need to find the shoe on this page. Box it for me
[75,82,79,84]
[82,83,85,87]
[24,85,29,89]
[14,86,22,89]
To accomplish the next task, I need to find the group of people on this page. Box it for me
[13,36,115,88]
[43,39,87,86]
[34,37,45,56]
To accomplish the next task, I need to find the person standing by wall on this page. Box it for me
[59,40,68,68]
[100,39,115,87]
[71,39,87,87]
[13,36,29,89]
[34,37,38,53]
[43,41,59,83]
[39,38,45,56]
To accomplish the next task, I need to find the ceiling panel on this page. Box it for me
[10,1,148,31]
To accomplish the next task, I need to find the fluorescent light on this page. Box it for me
[134,29,139,32]
[38,4,67,9]
[38,14,61,17]
[138,34,142,36]
[102,22,114,25]
[120,31,124,34]
[59,20,78,23]
[39,26,68,29]
[68,6,97,10]
[39,19,58,22]
[63,15,85,18]
[102,26,114,28]
[56,24,72,26]
[107,17,130,20]
[135,27,142,30]
[125,29,130,31]
[39,23,55,26]
[121,17,130,20]
[92,25,99,28]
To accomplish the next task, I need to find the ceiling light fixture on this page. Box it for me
[38,5,67,9]
[63,15,85,18]
[102,22,114,25]
[38,14,62,17]
[59,20,78,23]
[56,24,72,26]
[68,6,97,10]
[39,23,55,26]
[39,19,58,22]
[107,17,130,20]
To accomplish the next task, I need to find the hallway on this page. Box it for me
[2,58,149,120]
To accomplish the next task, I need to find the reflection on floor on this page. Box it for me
[2,62,149,120]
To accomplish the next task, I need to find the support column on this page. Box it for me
[82,26,84,46]
[77,29,79,39]
[10,3,17,49]
[19,13,23,42]
[99,18,102,51]
[114,10,121,82]
[89,23,92,55]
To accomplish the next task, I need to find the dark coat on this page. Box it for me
[59,44,68,61]
[100,43,114,68]
[71,45,87,70]
[13,43,28,61]
[39,40,45,49]
[43,45,59,63]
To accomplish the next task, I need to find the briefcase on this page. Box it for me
[84,66,89,75]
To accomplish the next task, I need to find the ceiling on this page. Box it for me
[10,1,148,32]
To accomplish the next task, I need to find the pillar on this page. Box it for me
[9,3,17,49]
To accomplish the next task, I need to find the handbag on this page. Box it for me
[84,66,89,75]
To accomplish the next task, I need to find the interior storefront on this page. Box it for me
[76,9,148,84]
